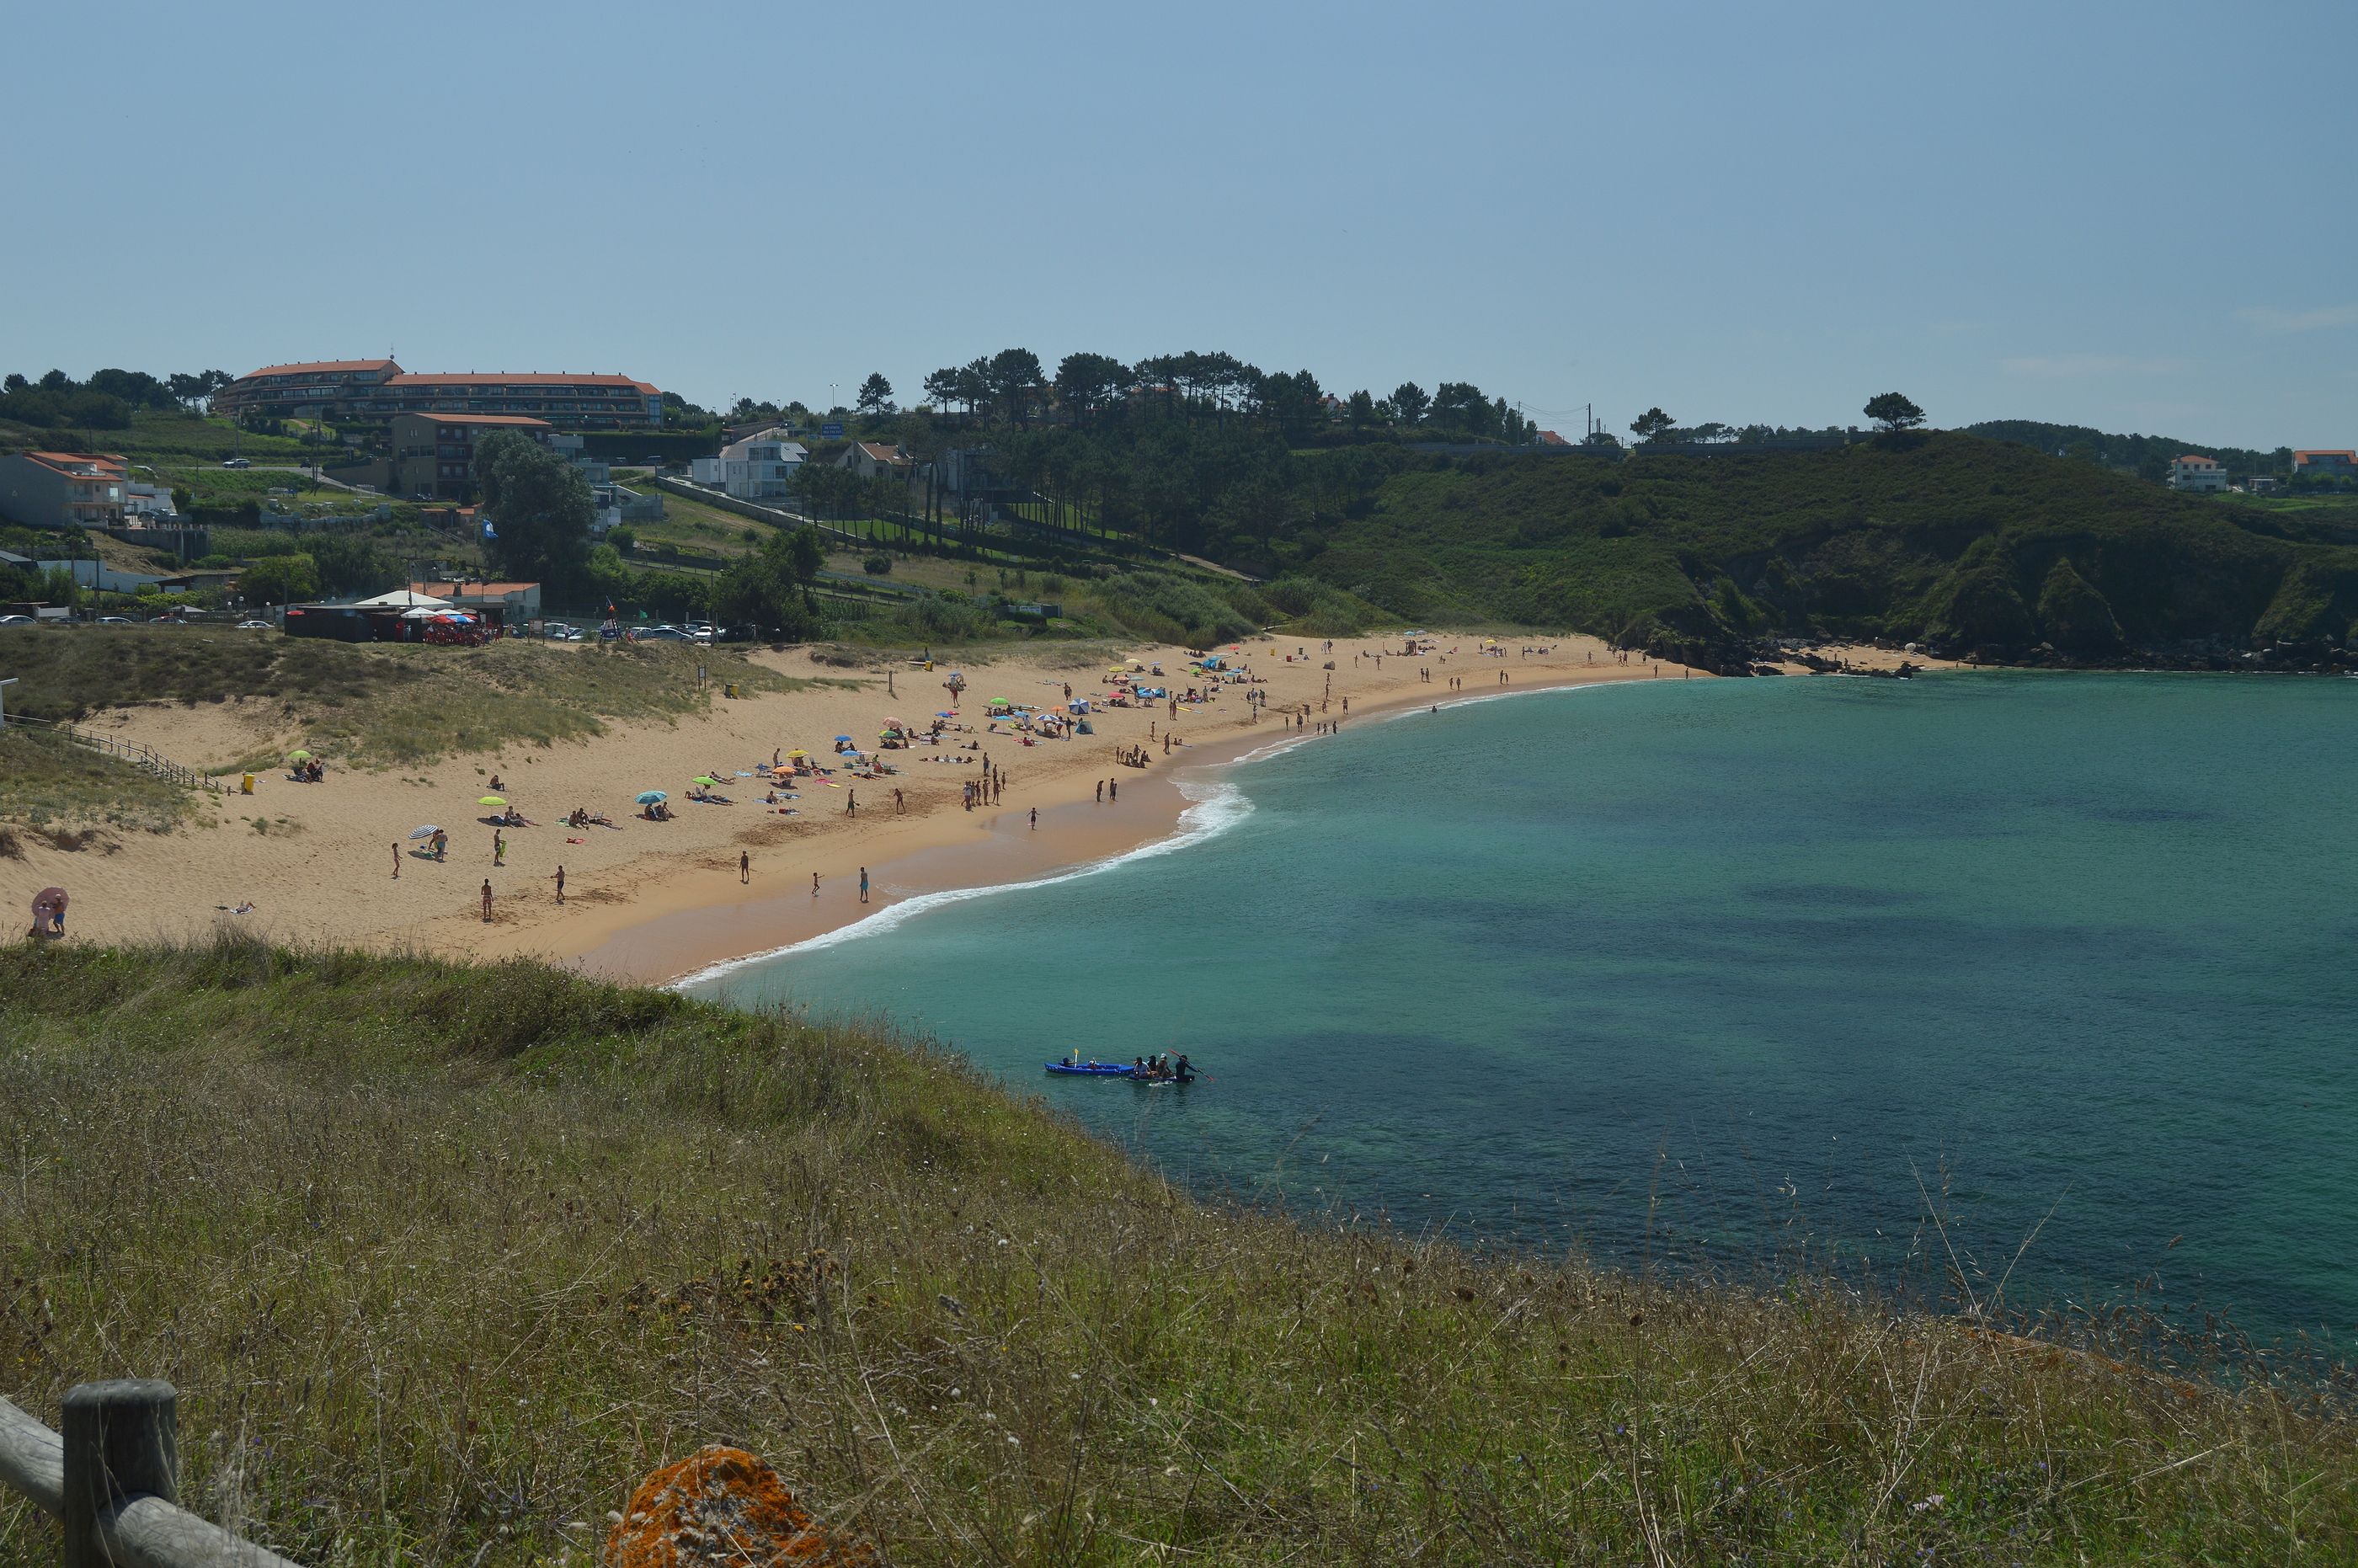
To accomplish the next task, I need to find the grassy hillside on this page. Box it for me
[0,724,194,839]
[0,627,805,766]
[1304,434,2358,662]
[0,940,2348,1565]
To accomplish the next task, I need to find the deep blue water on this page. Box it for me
[690,674,2358,1350]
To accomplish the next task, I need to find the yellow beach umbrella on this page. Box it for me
[478,795,506,806]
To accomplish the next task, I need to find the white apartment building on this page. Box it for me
[2168,454,2226,492]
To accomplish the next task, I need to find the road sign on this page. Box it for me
[820,422,844,440]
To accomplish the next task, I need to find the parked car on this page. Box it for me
[235,620,275,631]
[544,621,575,639]
[638,626,693,642]
[221,456,252,469]
[97,616,134,625]
[0,614,36,627]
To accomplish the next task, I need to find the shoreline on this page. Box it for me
[8,634,1947,973]
[589,664,1641,989]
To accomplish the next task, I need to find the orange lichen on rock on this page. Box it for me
[606,1445,876,1566]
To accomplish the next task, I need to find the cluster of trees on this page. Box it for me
[0,368,236,429]
[1964,419,2291,483]
[907,347,1539,445]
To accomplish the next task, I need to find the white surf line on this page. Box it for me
[669,772,1257,989]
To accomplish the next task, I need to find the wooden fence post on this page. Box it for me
[61,1379,177,1568]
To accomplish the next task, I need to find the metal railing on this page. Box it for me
[2,715,220,793]
[2,1382,301,1567]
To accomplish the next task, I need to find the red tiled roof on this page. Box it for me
[2174,454,2218,464]
[412,580,541,596]
[385,373,659,392]
[2291,449,2356,461]
[24,451,127,477]
[239,360,400,381]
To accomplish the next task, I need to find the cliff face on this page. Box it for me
[1307,435,2358,664]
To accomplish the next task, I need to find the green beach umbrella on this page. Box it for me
[478,795,506,806]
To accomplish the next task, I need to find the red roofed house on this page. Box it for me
[0,451,129,530]
[835,440,914,481]
[408,579,544,625]
[213,358,662,429]
[2168,453,2226,493]
[2291,450,2356,481]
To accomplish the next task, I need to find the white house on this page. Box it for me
[2168,454,2226,492]
[717,427,806,499]
[835,440,912,481]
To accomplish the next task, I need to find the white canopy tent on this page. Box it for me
[347,589,452,610]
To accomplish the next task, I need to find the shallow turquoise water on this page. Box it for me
[690,674,2358,1349]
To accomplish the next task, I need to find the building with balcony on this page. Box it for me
[2291,450,2356,482]
[2168,453,2227,492]
[387,413,553,500]
[0,451,128,530]
[691,426,807,499]
[213,358,663,429]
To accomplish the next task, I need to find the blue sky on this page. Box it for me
[5,0,2352,449]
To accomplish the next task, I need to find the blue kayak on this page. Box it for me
[1045,1061,1135,1076]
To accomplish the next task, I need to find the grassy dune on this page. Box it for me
[0,725,195,839]
[0,941,2347,1565]
[0,628,810,767]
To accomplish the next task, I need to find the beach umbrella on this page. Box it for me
[478,795,506,806]
[407,824,440,840]
[691,776,719,786]
[834,734,853,744]
[635,790,668,804]
[787,748,808,757]
[883,716,904,728]
[289,749,312,760]
[33,887,67,915]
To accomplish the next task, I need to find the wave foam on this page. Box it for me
[670,773,1256,991]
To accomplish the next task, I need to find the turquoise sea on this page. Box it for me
[688,674,2358,1352]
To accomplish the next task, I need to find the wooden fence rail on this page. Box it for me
[1,716,219,793]
[1,1382,301,1568]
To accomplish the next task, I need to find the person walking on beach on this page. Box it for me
[480,880,493,921]
[392,842,400,879]
[555,865,566,904]
[847,788,856,818]
[894,787,904,814]
[1096,779,1103,803]
[812,872,820,899]
[493,829,506,867]
[739,850,750,884]
[1108,779,1118,802]
[1030,806,1038,831]
[859,867,870,904]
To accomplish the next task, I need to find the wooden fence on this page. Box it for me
[1,1382,301,1567]
[3,715,219,793]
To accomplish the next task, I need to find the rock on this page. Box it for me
[606,1446,874,1567]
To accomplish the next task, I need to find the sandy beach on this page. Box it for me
[6,635,1941,982]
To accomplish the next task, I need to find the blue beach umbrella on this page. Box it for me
[634,790,667,804]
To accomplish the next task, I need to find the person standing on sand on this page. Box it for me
[812,872,820,898]
[739,850,750,884]
[555,865,566,904]
[894,787,904,814]
[847,789,856,818]
[493,829,506,867]
[392,842,400,879]
[1108,779,1118,802]
[1096,780,1103,803]
[480,880,493,921]
[1030,806,1038,831]
[859,867,870,904]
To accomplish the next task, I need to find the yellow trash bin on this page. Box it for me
[724,682,739,699]
[241,773,255,794]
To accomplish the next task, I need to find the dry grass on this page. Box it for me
[0,725,194,835]
[0,939,2350,1565]
[0,628,808,768]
